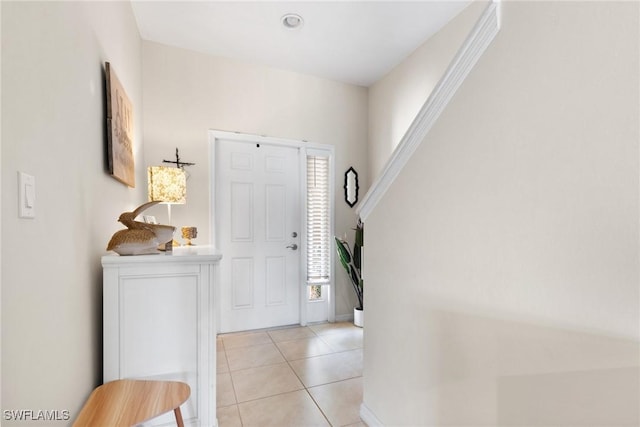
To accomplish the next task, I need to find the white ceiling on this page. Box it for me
[131,1,472,87]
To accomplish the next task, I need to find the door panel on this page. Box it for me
[265,256,286,305]
[265,185,286,241]
[230,183,253,241]
[231,257,253,309]
[217,140,301,332]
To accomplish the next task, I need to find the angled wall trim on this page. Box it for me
[356,0,501,222]
[360,402,383,427]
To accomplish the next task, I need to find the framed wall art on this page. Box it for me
[105,62,135,187]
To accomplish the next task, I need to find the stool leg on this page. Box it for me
[174,407,185,427]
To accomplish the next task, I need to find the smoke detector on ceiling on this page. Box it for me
[281,13,304,30]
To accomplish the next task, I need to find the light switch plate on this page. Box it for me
[18,171,35,218]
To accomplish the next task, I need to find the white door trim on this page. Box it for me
[209,130,336,328]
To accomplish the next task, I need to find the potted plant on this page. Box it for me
[335,220,364,327]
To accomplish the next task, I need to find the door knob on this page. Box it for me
[286,243,298,250]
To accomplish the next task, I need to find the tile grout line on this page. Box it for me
[218,324,363,427]
[223,327,331,425]
[220,327,320,424]
[218,337,245,426]
[271,327,335,427]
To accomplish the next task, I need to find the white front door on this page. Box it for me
[216,138,301,333]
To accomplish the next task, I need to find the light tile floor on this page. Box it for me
[217,322,367,427]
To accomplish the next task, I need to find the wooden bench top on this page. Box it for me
[74,379,190,427]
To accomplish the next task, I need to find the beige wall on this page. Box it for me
[367,1,485,184]
[1,2,143,424]
[364,1,639,425]
[141,41,369,317]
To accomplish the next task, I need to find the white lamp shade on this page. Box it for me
[148,166,186,204]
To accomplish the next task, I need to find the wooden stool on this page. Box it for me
[74,379,190,427]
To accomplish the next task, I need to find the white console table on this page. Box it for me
[102,246,222,427]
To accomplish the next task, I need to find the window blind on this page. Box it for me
[306,155,330,284]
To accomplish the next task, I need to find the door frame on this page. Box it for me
[209,130,336,328]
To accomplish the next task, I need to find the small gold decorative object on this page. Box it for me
[181,226,198,246]
[107,201,175,255]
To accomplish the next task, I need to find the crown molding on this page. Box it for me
[357,0,501,222]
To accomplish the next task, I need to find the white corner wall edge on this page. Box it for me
[356,0,502,222]
[360,403,384,427]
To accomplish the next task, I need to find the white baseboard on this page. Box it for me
[360,403,383,427]
[335,313,354,323]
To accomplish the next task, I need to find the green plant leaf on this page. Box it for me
[335,228,364,310]
[335,237,351,263]
[355,227,363,246]
[348,264,356,284]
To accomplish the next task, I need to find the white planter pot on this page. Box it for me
[354,308,364,328]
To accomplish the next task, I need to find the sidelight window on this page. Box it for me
[306,154,331,300]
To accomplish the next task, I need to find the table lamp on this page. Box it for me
[147,166,186,246]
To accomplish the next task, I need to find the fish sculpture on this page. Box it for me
[107,201,175,255]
